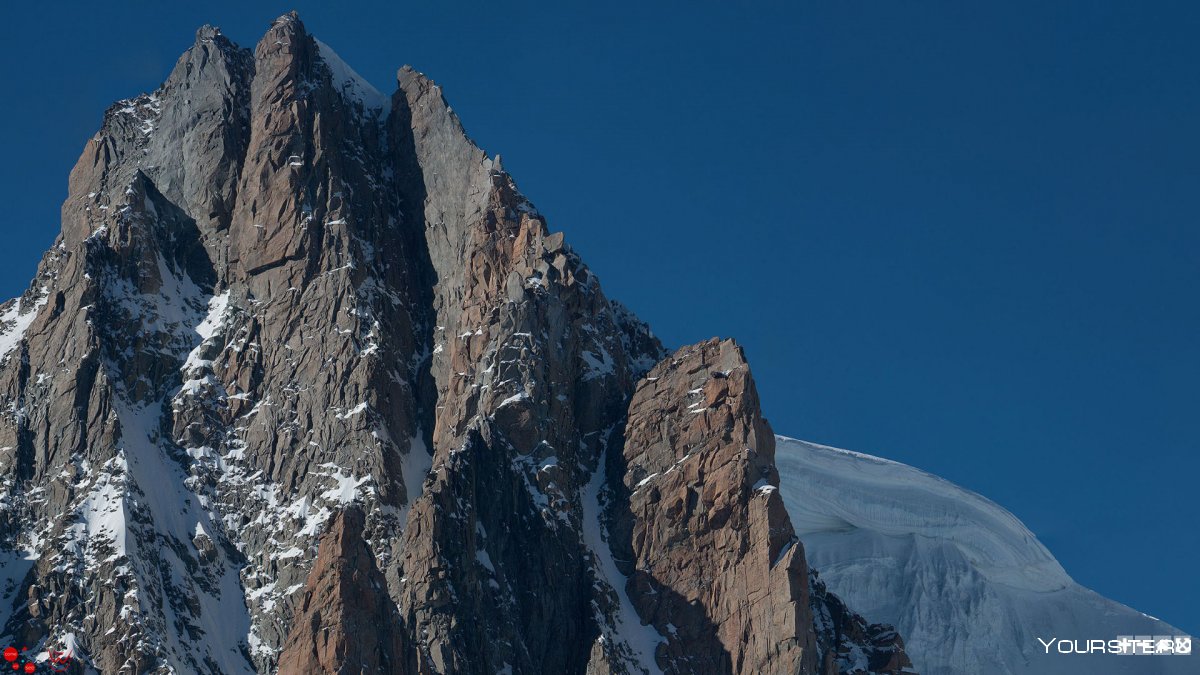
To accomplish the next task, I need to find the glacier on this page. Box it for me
[775,436,1194,675]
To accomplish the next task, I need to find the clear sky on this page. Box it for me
[0,1,1195,634]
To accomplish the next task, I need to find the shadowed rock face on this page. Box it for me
[0,12,913,675]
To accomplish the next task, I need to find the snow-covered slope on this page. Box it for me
[314,39,390,116]
[775,436,1194,675]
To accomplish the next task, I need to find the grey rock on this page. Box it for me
[0,12,913,675]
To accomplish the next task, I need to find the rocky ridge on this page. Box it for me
[0,13,913,675]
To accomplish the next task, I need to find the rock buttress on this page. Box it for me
[610,338,915,675]
[278,507,408,674]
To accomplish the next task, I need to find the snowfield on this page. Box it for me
[314,39,390,117]
[775,436,1194,675]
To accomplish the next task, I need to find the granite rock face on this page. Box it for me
[0,13,913,675]
[277,507,406,674]
[610,339,912,675]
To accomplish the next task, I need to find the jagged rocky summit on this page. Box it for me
[0,13,913,675]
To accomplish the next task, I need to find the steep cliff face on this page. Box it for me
[607,339,911,675]
[614,339,819,674]
[0,13,911,675]
[277,507,406,674]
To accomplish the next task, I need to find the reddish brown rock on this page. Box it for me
[0,12,915,675]
[278,507,408,675]
[612,338,914,675]
[388,61,666,675]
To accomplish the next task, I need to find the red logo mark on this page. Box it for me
[47,650,71,670]
[46,650,73,673]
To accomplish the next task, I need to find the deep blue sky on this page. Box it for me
[1,2,1196,634]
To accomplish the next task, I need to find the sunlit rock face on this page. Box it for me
[0,13,912,675]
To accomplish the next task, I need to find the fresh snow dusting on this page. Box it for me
[774,435,1193,675]
[318,465,371,505]
[580,346,615,381]
[581,456,665,675]
[182,290,230,371]
[335,401,371,420]
[93,257,254,673]
[497,391,530,408]
[314,39,390,116]
[116,399,256,675]
[475,539,497,575]
[0,290,48,360]
[68,455,130,561]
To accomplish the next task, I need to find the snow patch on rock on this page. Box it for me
[314,39,389,117]
[581,454,665,675]
[0,289,49,361]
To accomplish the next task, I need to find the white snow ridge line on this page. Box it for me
[315,39,390,117]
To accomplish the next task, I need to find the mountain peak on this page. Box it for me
[0,16,915,675]
[314,38,390,114]
[271,10,303,27]
[253,8,315,74]
[194,24,222,41]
